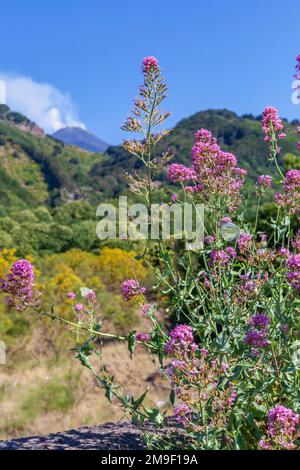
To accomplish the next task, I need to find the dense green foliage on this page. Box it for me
[0,104,105,208]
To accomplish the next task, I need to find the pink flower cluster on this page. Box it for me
[136,332,151,341]
[220,216,232,224]
[249,313,271,329]
[174,403,192,426]
[227,390,238,406]
[67,292,76,300]
[167,129,246,210]
[168,164,196,183]
[244,313,270,356]
[284,169,300,191]
[259,405,299,450]
[204,235,216,246]
[140,303,152,316]
[191,129,246,210]
[165,325,199,389]
[164,324,197,355]
[87,290,97,302]
[257,174,272,189]
[75,303,84,312]
[237,233,252,253]
[261,107,286,142]
[235,272,270,303]
[142,56,159,73]
[275,169,300,214]
[165,333,237,429]
[67,290,97,313]
[244,330,269,352]
[291,230,300,251]
[0,259,35,311]
[286,254,300,291]
[277,247,291,259]
[209,249,230,267]
[226,246,236,258]
[120,279,146,301]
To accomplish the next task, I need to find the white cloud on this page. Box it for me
[0,72,86,133]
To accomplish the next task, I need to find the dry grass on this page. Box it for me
[0,340,170,440]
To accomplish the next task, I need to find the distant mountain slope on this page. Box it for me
[52,127,109,153]
[0,104,45,137]
[0,106,105,209]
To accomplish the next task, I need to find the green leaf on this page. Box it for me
[170,388,175,406]
[250,403,267,418]
[292,349,300,370]
[105,384,113,403]
[132,390,148,411]
[127,331,137,357]
[50,305,56,319]
[146,408,164,425]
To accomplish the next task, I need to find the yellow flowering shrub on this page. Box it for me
[0,247,150,338]
[0,249,18,278]
[37,247,150,331]
[97,247,149,288]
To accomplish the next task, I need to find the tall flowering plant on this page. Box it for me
[1,57,300,450]
[121,56,172,204]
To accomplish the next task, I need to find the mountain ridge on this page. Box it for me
[0,104,45,138]
[52,126,109,153]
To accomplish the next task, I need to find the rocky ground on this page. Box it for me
[0,422,149,450]
[0,420,184,450]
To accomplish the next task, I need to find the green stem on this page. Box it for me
[42,311,126,340]
[145,86,158,207]
[270,343,282,398]
[39,310,158,350]
[254,194,261,232]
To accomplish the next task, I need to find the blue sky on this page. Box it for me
[0,0,299,143]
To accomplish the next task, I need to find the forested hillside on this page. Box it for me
[0,105,299,255]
